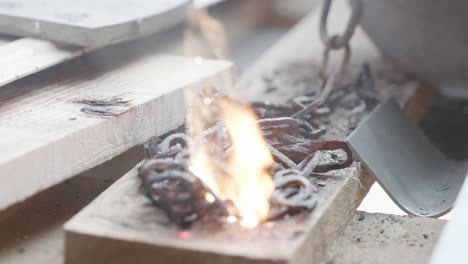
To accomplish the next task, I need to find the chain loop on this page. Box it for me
[320,0,362,50]
[297,0,361,119]
[319,36,351,81]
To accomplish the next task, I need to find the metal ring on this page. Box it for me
[320,0,363,50]
[319,40,351,80]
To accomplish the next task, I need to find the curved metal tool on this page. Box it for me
[347,99,468,217]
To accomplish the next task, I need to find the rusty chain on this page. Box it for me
[294,0,363,118]
[320,0,363,51]
[319,0,362,79]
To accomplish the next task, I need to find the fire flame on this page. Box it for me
[218,99,274,227]
[184,9,273,228]
[187,95,274,228]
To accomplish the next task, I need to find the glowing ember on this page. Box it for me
[187,95,274,228]
[205,193,215,203]
[226,215,237,223]
[178,230,191,240]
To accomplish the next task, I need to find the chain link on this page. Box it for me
[318,0,362,81]
[320,38,351,80]
[295,0,364,118]
[320,0,362,50]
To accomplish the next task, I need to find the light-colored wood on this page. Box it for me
[0,38,87,88]
[0,1,266,89]
[63,2,434,264]
[0,53,231,211]
[0,0,191,47]
[0,1,270,91]
[0,147,144,264]
[64,164,367,264]
[0,36,89,89]
[323,212,446,264]
[0,1,277,263]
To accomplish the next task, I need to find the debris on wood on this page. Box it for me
[256,62,380,137]
[74,96,131,116]
[80,105,129,116]
[73,96,131,106]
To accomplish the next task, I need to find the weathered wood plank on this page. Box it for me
[0,147,144,264]
[0,54,231,210]
[0,1,275,263]
[64,164,367,264]
[0,0,191,47]
[63,2,434,264]
[0,38,87,88]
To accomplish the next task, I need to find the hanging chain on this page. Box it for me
[320,0,363,50]
[319,0,362,80]
[294,0,363,118]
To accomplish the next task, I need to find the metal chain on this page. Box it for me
[319,0,362,79]
[320,0,363,50]
[296,0,363,118]
[319,41,351,80]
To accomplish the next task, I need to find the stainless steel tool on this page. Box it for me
[347,99,468,217]
[319,0,468,217]
[356,0,468,98]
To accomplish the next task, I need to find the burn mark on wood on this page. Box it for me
[80,105,129,116]
[73,96,131,117]
[74,97,131,106]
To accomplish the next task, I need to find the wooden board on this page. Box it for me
[323,212,446,264]
[0,1,276,263]
[64,2,434,264]
[0,37,87,88]
[67,163,346,264]
[0,0,191,47]
[0,147,144,264]
[0,54,231,211]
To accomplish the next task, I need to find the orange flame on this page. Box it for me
[218,99,274,227]
[187,96,274,228]
[184,9,272,228]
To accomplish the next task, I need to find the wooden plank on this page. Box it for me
[0,0,259,90]
[0,0,191,47]
[0,0,259,88]
[0,1,276,263]
[323,212,446,264]
[0,36,89,89]
[63,165,363,264]
[0,38,87,88]
[63,2,434,264]
[0,147,144,264]
[0,53,231,210]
